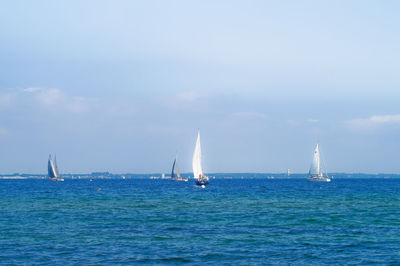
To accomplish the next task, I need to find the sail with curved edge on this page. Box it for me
[171,158,181,179]
[171,158,176,179]
[192,131,203,180]
[309,144,321,177]
[48,155,58,179]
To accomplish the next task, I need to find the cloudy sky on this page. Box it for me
[1,0,400,174]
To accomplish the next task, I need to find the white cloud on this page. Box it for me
[347,114,400,129]
[23,87,42,93]
[21,87,97,114]
[307,119,319,123]
[161,91,213,111]
[34,88,65,106]
[369,114,400,123]
[1,87,123,116]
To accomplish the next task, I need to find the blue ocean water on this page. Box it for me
[1,178,400,264]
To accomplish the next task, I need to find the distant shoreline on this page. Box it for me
[1,173,400,180]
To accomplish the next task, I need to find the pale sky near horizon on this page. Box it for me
[1,0,400,174]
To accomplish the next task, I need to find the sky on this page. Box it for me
[1,0,400,174]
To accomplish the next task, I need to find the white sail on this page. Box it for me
[175,160,181,178]
[54,155,59,175]
[309,144,321,177]
[47,154,64,181]
[192,131,203,180]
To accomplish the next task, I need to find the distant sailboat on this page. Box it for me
[193,130,209,186]
[48,155,64,181]
[308,144,331,182]
[171,156,188,182]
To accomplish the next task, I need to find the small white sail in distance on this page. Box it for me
[171,156,181,179]
[175,158,181,179]
[192,131,203,180]
[309,144,322,177]
[48,155,58,179]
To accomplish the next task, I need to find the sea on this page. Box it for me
[1,176,400,265]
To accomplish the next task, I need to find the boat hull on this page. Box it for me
[49,177,64,182]
[195,179,209,186]
[307,176,331,182]
[172,178,188,182]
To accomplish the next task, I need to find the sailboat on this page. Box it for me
[48,155,64,182]
[307,144,331,182]
[192,130,209,187]
[171,156,188,182]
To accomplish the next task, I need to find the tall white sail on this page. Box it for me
[192,131,203,180]
[309,144,321,177]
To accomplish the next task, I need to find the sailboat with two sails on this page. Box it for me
[308,144,331,182]
[192,130,209,187]
[48,155,64,182]
[171,156,188,182]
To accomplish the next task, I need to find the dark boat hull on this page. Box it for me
[195,179,209,186]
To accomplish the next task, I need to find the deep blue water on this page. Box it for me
[1,178,400,265]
